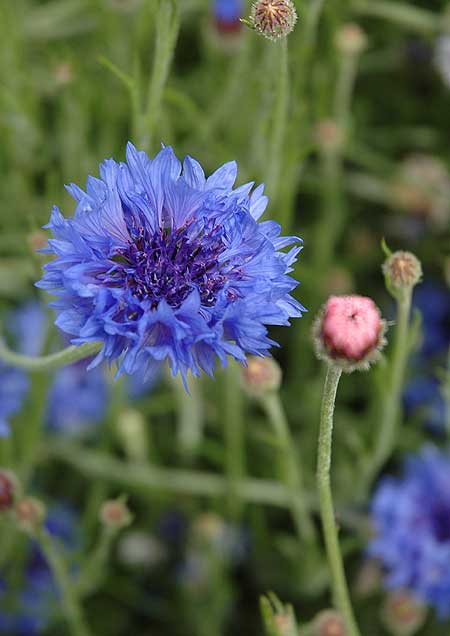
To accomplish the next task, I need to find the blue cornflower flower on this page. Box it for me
[0,505,80,635]
[213,0,243,24]
[403,375,447,432]
[37,144,305,383]
[413,281,450,359]
[369,447,450,618]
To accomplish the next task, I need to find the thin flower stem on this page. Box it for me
[144,0,180,151]
[317,364,360,636]
[174,373,204,461]
[224,362,245,518]
[77,527,115,598]
[351,0,439,34]
[261,392,316,543]
[0,341,101,373]
[266,37,289,220]
[366,288,412,485]
[36,528,92,636]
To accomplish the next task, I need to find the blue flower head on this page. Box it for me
[369,447,450,618]
[37,144,305,383]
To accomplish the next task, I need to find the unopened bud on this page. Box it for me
[247,0,298,41]
[15,497,46,533]
[382,251,422,294]
[100,497,132,531]
[335,23,368,55]
[116,409,148,462]
[315,120,345,155]
[260,594,298,636]
[242,356,282,397]
[0,470,17,512]
[313,295,387,372]
[313,610,347,636]
[381,591,427,636]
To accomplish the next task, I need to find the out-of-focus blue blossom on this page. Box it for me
[369,447,450,619]
[0,505,80,635]
[403,376,447,432]
[0,366,29,437]
[37,143,305,384]
[46,360,109,435]
[213,0,243,32]
[413,281,450,360]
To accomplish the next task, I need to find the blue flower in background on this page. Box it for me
[403,375,447,432]
[413,281,450,359]
[0,505,80,635]
[46,361,109,435]
[213,0,243,23]
[369,447,450,618]
[38,144,305,383]
[0,366,29,437]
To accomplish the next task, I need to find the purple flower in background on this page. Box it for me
[37,143,305,383]
[0,505,80,635]
[369,447,450,618]
[0,366,29,437]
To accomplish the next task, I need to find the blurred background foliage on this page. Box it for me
[0,0,449,635]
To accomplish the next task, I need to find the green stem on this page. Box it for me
[351,0,439,34]
[77,527,115,598]
[224,363,245,517]
[144,0,180,151]
[174,373,204,461]
[317,365,360,636]
[266,37,289,219]
[0,340,101,372]
[261,392,315,543]
[37,528,92,636]
[366,288,412,484]
[44,441,296,509]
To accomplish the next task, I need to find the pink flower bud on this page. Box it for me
[0,470,16,512]
[100,498,132,530]
[15,497,46,533]
[313,610,347,636]
[313,295,386,372]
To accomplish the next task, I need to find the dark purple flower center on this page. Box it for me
[431,503,450,542]
[106,223,234,309]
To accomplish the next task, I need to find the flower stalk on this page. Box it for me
[36,527,92,636]
[0,340,102,373]
[317,364,360,636]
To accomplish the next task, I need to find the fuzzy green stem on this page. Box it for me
[144,0,180,150]
[77,527,116,598]
[266,37,289,218]
[37,528,92,636]
[366,288,412,484]
[0,340,101,373]
[261,392,315,543]
[317,365,360,636]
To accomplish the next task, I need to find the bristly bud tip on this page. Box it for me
[313,610,347,636]
[313,295,387,373]
[15,497,46,533]
[249,0,298,41]
[335,23,368,55]
[381,591,427,636]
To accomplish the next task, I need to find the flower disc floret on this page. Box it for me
[37,144,305,382]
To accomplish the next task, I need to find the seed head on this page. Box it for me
[242,356,282,397]
[383,251,422,294]
[249,0,298,40]
[313,610,347,636]
[313,295,386,372]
